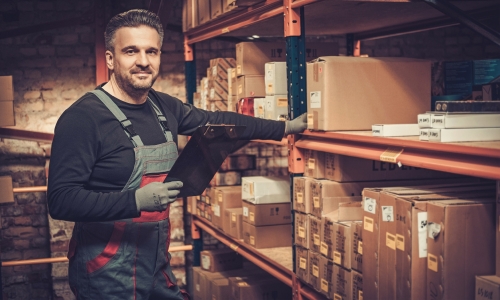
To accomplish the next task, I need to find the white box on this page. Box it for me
[429,127,500,142]
[253,97,266,118]
[265,95,288,121]
[418,113,432,128]
[431,113,500,129]
[371,124,420,137]
[419,128,430,141]
[242,176,290,204]
[265,62,287,95]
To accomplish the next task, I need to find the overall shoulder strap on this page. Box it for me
[89,90,144,147]
[147,97,174,142]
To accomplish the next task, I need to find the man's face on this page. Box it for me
[107,25,161,93]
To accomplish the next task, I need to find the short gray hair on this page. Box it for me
[104,9,164,52]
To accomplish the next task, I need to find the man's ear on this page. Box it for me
[105,50,114,70]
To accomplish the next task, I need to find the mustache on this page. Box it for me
[131,68,152,74]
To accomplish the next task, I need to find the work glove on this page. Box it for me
[135,181,183,212]
[284,113,307,136]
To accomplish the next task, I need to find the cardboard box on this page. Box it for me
[333,264,352,300]
[308,250,321,291]
[242,201,291,226]
[476,275,500,300]
[236,42,338,76]
[319,255,334,297]
[303,150,326,179]
[307,57,431,131]
[0,175,14,204]
[419,129,430,141]
[187,196,197,214]
[325,153,451,182]
[351,221,363,273]
[418,113,432,128]
[241,176,290,204]
[0,76,14,127]
[198,0,211,24]
[223,207,242,235]
[195,268,244,300]
[227,68,236,95]
[229,208,244,239]
[237,75,265,99]
[293,177,312,214]
[352,269,363,300]
[211,278,231,300]
[295,212,309,249]
[428,127,500,143]
[210,171,241,186]
[264,94,288,121]
[253,97,266,118]
[242,222,292,249]
[193,266,204,299]
[320,214,356,269]
[310,179,364,218]
[183,0,198,31]
[208,99,228,112]
[378,191,398,300]
[200,249,243,272]
[427,199,496,300]
[308,215,322,254]
[265,62,287,95]
[295,246,309,283]
[210,0,223,19]
[237,98,254,116]
[212,186,243,230]
[371,124,420,137]
[234,277,292,300]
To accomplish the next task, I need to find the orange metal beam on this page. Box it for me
[0,128,53,143]
[251,138,288,146]
[184,35,194,61]
[284,0,301,37]
[13,186,47,193]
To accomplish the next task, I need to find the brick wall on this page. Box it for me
[0,0,499,299]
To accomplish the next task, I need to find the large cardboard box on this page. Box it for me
[265,62,287,95]
[308,215,322,254]
[241,176,290,204]
[253,97,266,118]
[476,275,500,300]
[242,222,292,249]
[234,277,292,300]
[211,186,242,230]
[201,249,243,272]
[223,207,242,237]
[294,211,309,248]
[307,56,431,131]
[325,153,453,182]
[264,94,288,121]
[0,175,14,204]
[351,221,363,273]
[319,255,334,298]
[211,278,231,300]
[309,179,363,218]
[230,208,244,239]
[197,0,211,24]
[242,201,291,226]
[293,176,312,214]
[183,0,198,31]
[427,199,496,300]
[196,268,244,300]
[236,42,339,76]
[333,264,352,300]
[209,58,236,101]
[378,191,398,300]
[308,250,321,291]
[210,0,223,19]
[237,75,265,99]
[0,76,14,126]
[295,246,309,283]
[352,269,363,300]
[304,150,326,179]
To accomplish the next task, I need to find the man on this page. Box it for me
[47,9,306,300]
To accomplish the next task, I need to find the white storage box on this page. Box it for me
[265,95,288,121]
[372,124,420,137]
[430,113,500,129]
[265,62,287,95]
[242,176,290,204]
[253,98,266,119]
[429,127,500,142]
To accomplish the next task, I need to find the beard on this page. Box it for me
[114,67,159,96]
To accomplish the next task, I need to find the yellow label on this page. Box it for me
[229,243,239,251]
[299,257,307,270]
[231,213,236,222]
[386,233,396,250]
[236,65,242,75]
[428,253,438,272]
[221,27,230,33]
[321,279,329,292]
[359,291,363,300]
[238,84,242,94]
[308,158,316,170]
[396,234,405,251]
[238,282,249,287]
[364,216,374,232]
[312,265,319,277]
[249,212,255,222]
[297,192,303,204]
[267,84,273,93]
[258,105,264,116]
[277,98,288,107]
[333,251,342,264]
[231,68,236,79]
[313,197,320,208]
[307,113,313,127]
[218,193,223,203]
[249,182,254,196]
[334,293,343,300]
[320,242,329,256]
[313,234,320,246]
[358,241,363,255]
[298,226,305,238]
[250,236,255,245]
[380,147,404,163]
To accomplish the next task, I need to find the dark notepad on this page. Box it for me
[164,125,246,197]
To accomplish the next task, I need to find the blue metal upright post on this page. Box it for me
[184,39,197,105]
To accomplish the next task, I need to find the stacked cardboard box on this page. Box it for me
[206,58,236,112]
[263,62,288,121]
[0,76,15,126]
[241,176,292,249]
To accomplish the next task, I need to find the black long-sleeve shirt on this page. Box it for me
[47,87,285,222]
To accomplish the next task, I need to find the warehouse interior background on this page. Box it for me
[0,0,500,299]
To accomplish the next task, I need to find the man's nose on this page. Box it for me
[136,51,149,67]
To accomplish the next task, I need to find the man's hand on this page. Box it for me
[284,113,307,136]
[135,181,183,212]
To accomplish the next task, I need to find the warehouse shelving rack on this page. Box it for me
[184,0,500,299]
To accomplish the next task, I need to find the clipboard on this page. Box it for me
[164,124,246,197]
